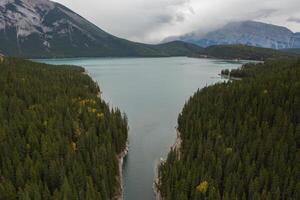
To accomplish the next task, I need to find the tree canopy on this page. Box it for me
[158,59,300,200]
[0,58,128,199]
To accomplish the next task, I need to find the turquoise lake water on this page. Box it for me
[37,57,247,200]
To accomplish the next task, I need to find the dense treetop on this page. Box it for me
[191,45,298,61]
[0,58,128,199]
[158,58,300,200]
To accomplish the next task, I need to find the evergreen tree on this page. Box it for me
[0,58,128,199]
[158,58,300,199]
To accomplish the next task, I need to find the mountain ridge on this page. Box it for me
[0,0,203,58]
[164,21,300,49]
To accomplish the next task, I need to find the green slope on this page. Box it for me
[158,58,300,199]
[281,48,300,55]
[152,41,205,57]
[0,57,128,199]
[191,44,296,60]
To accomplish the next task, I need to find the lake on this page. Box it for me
[37,57,247,200]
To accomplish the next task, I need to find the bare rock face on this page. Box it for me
[0,0,121,57]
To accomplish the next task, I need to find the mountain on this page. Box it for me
[0,0,203,58]
[164,21,300,49]
[191,44,296,60]
[153,41,204,56]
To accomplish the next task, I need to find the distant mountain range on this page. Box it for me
[0,0,203,58]
[164,21,300,49]
[1,1,299,59]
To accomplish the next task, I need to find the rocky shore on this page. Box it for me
[154,129,182,200]
[114,143,129,200]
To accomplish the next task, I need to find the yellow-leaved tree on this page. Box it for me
[196,181,208,194]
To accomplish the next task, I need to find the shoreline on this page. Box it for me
[115,142,129,200]
[83,69,129,200]
[220,74,242,81]
[154,129,182,200]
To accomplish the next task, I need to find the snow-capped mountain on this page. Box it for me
[164,21,300,49]
[0,0,117,57]
[0,0,54,36]
[0,0,203,57]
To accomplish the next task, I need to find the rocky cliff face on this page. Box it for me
[0,0,120,57]
[290,32,300,48]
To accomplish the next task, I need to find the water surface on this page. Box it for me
[38,57,247,200]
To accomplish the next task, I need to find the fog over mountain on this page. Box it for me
[52,0,300,43]
[164,21,300,49]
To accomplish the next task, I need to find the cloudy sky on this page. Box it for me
[53,0,300,43]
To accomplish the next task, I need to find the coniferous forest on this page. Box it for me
[0,58,128,199]
[158,59,300,199]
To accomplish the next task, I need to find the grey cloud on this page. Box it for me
[169,0,190,6]
[175,14,185,22]
[155,15,173,24]
[52,0,300,43]
[287,17,300,23]
[188,6,195,15]
[253,9,278,19]
[155,13,185,24]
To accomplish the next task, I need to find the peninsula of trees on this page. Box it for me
[158,58,300,199]
[0,58,128,199]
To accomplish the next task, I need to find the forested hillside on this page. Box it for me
[158,59,300,199]
[220,59,295,78]
[0,58,128,199]
[281,48,300,55]
[192,45,296,61]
